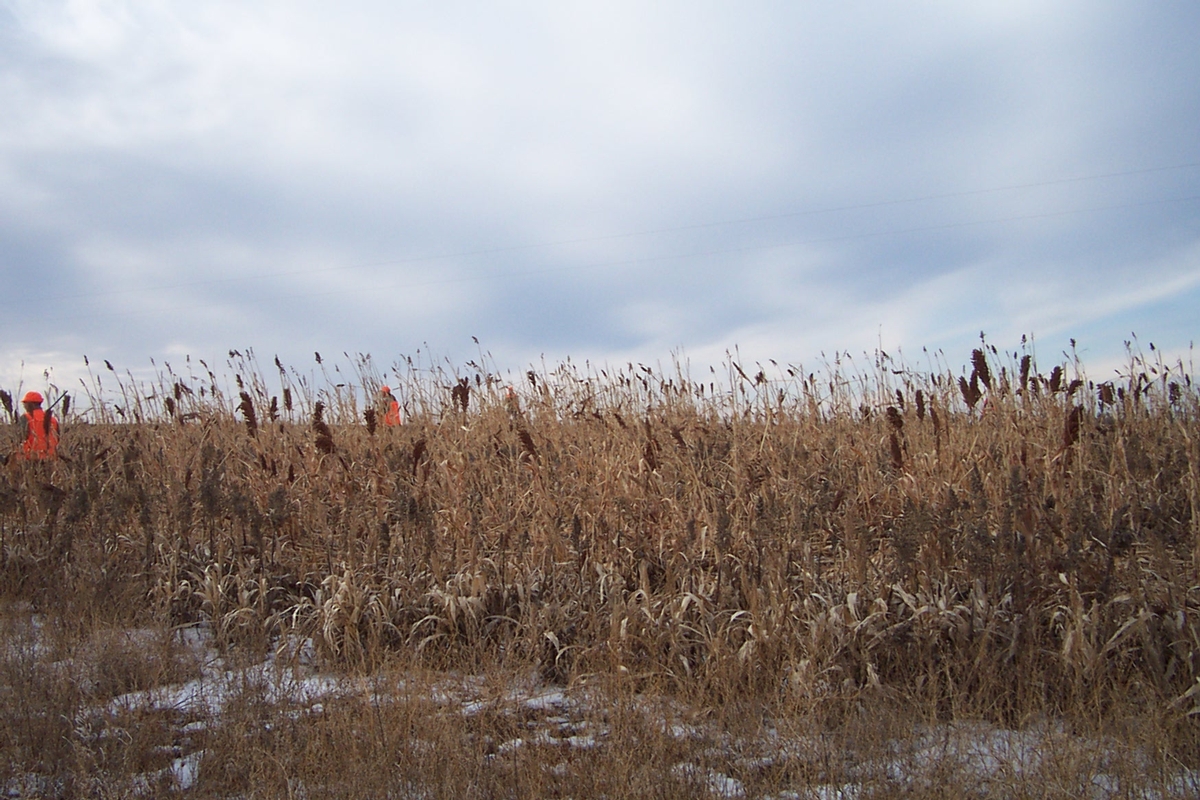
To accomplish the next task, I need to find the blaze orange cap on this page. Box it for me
[22,391,43,404]
[381,386,392,394]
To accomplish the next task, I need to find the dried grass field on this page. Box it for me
[2,342,1199,798]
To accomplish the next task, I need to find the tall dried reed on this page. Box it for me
[1,342,1197,760]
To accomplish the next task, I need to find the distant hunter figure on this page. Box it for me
[378,386,402,427]
[19,391,59,460]
[504,385,521,418]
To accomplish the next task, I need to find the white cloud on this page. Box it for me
[0,2,1197,389]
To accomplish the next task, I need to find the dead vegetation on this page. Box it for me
[1,340,1198,797]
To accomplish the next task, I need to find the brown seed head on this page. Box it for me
[1062,405,1082,449]
[971,349,992,392]
[238,391,258,437]
[1049,366,1063,393]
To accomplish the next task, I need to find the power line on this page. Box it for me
[8,160,1200,309]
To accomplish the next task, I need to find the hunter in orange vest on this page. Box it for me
[378,386,402,426]
[19,391,59,460]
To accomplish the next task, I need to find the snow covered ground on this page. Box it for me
[7,618,1200,798]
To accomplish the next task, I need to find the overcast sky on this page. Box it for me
[2,1,1198,397]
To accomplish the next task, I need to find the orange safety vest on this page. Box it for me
[383,398,402,426]
[22,408,59,460]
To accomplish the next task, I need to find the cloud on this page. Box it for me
[0,2,1197,396]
